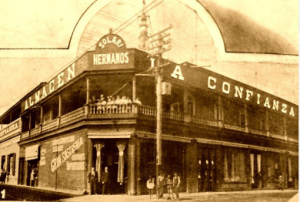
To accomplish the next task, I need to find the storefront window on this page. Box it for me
[286,117,298,139]
[223,148,246,182]
[223,100,243,126]
[1,156,5,170]
[266,153,281,183]
[10,154,16,176]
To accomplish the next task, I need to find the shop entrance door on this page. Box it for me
[250,153,262,189]
[93,141,127,194]
[26,160,39,187]
[198,148,216,192]
[18,158,25,185]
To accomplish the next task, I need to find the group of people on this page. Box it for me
[147,171,181,200]
[198,170,214,192]
[89,94,142,114]
[87,166,111,195]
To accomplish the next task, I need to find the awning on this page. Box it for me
[25,144,39,160]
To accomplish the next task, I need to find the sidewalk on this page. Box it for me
[60,189,298,202]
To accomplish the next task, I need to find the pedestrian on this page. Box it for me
[157,171,165,199]
[30,169,35,187]
[198,171,202,192]
[146,175,155,199]
[166,175,173,200]
[101,166,110,195]
[173,172,181,200]
[278,175,284,190]
[87,167,98,195]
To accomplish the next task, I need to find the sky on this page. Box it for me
[0,0,298,116]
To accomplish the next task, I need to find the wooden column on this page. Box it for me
[87,138,93,193]
[127,137,136,195]
[94,143,105,183]
[266,109,270,137]
[215,145,224,191]
[39,106,43,133]
[20,117,23,134]
[218,96,224,128]
[244,103,249,133]
[136,140,141,195]
[280,153,287,188]
[261,152,268,188]
[245,148,251,188]
[28,114,32,138]
[116,141,126,185]
[283,116,287,140]
[86,77,90,105]
[186,139,198,193]
[84,78,90,118]
[58,94,62,127]
[132,76,136,102]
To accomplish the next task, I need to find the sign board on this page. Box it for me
[88,32,135,70]
[0,119,20,140]
[21,63,77,112]
[25,144,39,160]
[162,62,297,117]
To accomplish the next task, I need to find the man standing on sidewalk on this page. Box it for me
[173,172,181,200]
[157,171,165,199]
[101,166,110,195]
[87,167,98,195]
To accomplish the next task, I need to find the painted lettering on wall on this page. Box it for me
[51,137,83,172]
[0,119,20,138]
[40,148,46,166]
[207,76,295,117]
[52,135,74,146]
[171,65,184,80]
[98,35,124,49]
[66,161,85,171]
[23,63,76,111]
[93,52,129,65]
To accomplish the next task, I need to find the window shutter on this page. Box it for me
[12,154,16,176]
[6,155,10,174]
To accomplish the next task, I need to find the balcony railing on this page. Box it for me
[20,104,288,142]
[42,119,58,132]
[249,128,267,136]
[30,127,40,137]
[60,107,85,125]
[224,124,245,132]
[89,103,133,115]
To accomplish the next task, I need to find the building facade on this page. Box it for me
[0,32,298,195]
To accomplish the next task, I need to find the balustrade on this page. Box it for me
[42,119,58,131]
[30,127,40,137]
[60,108,85,125]
[89,103,135,114]
[20,104,274,141]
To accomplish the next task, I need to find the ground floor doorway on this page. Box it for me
[250,152,262,189]
[198,147,216,192]
[26,159,39,187]
[91,140,128,194]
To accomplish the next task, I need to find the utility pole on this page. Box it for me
[148,25,171,196]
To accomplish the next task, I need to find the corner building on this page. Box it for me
[0,32,298,195]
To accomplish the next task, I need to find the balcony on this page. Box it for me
[19,103,290,142]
